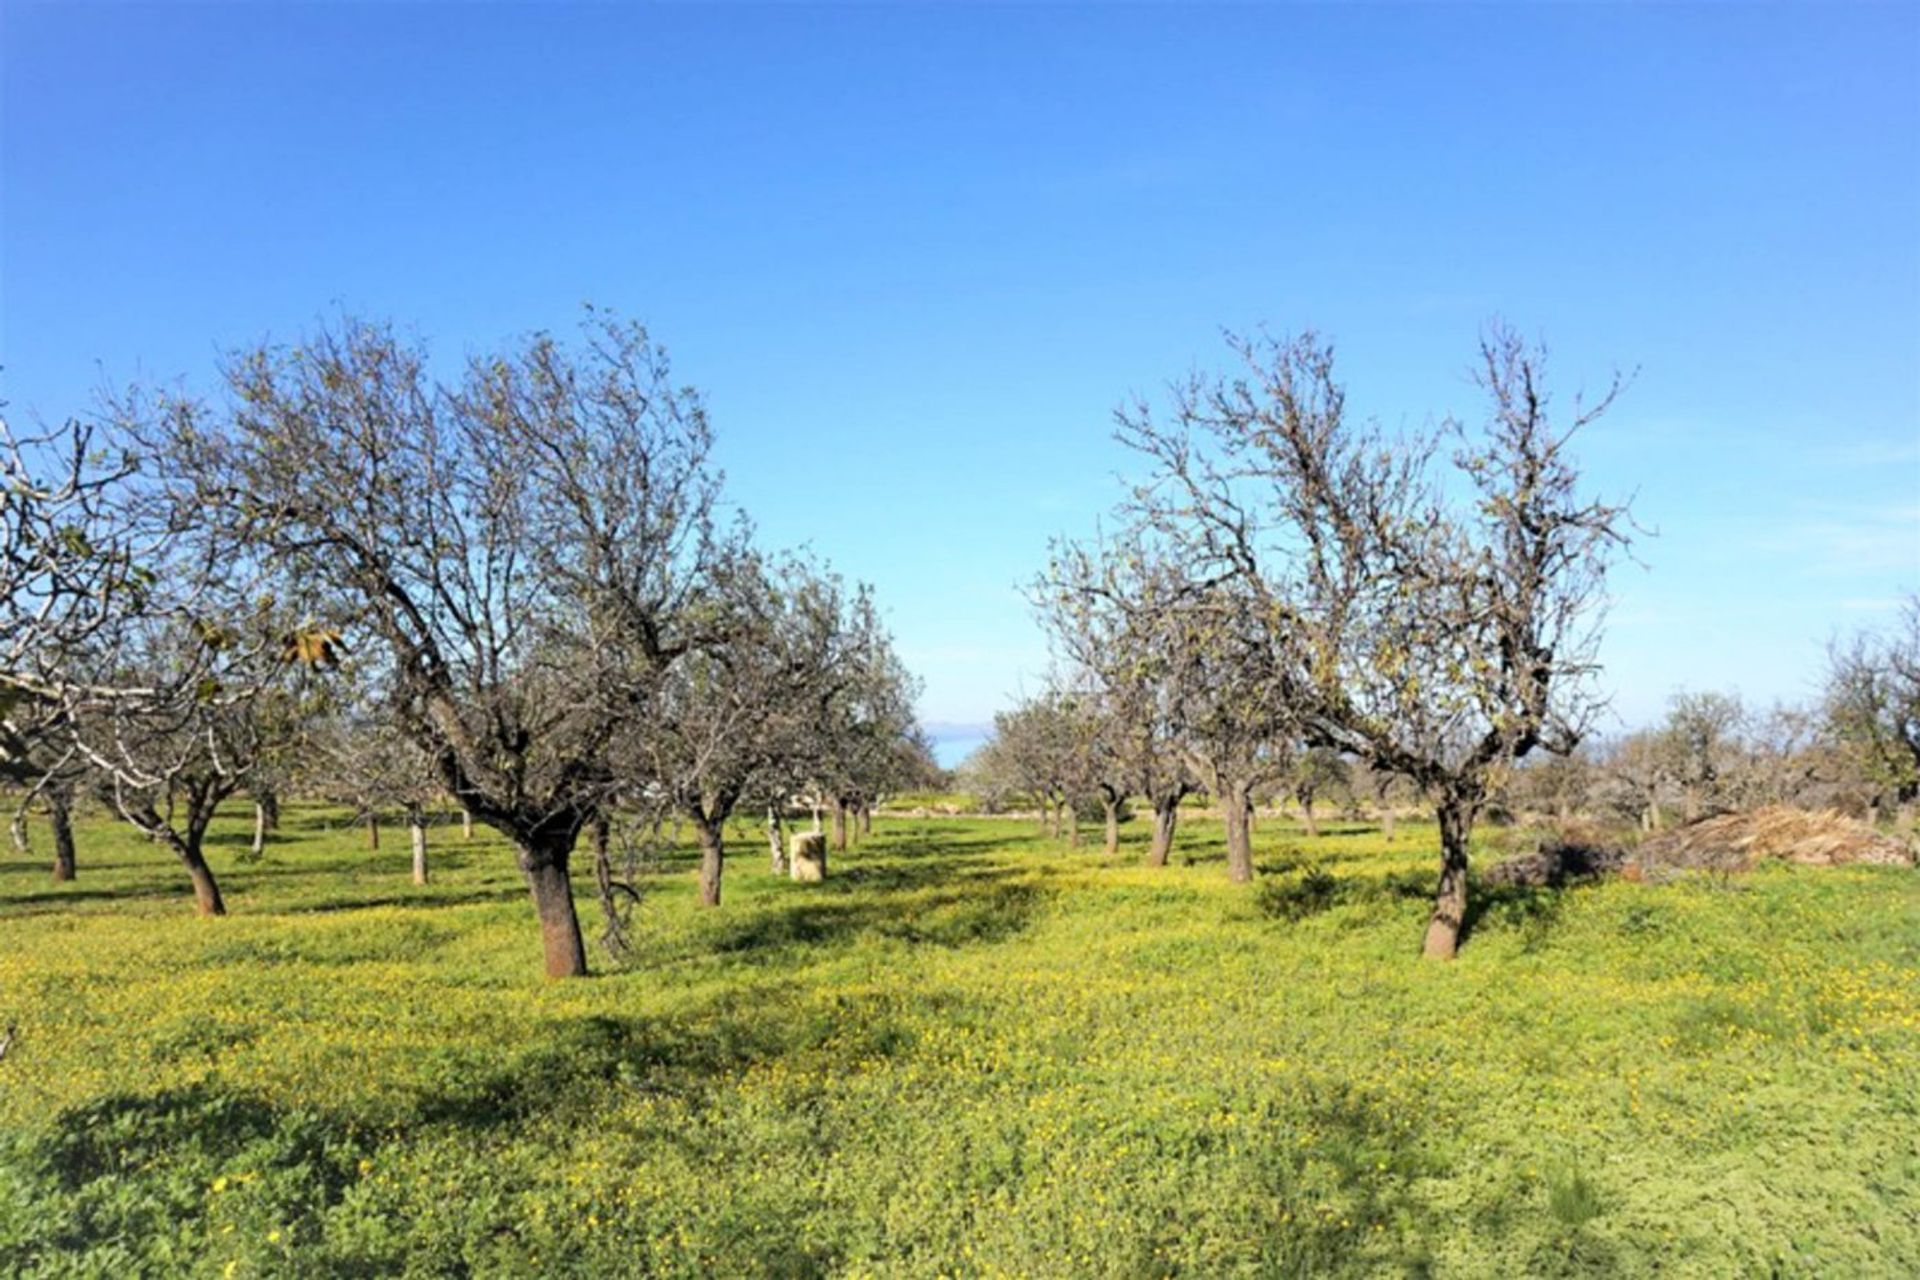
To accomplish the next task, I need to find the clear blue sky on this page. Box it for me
[5,3,1917,762]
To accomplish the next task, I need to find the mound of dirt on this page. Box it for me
[1636,806,1915,874]
[1483,826,1630,888]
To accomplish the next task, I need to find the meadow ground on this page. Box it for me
[0,808,1915,1278]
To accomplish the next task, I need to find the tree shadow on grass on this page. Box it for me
[701,874,1044,958]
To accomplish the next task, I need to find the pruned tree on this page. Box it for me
[142,312,738,977]
[1656,690,1747,822]
[625,552,902,906]
[1826,597,1920,828]
[1287,745,1351,839]
[1111,323,1633,957]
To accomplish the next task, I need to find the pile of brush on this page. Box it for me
[1635,806,1915,876]
[1482,821,1630,888]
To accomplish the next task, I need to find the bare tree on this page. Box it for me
[143,312,737,977]
[1826,597,1920,828]
[626,553,903,906]
[1288,745,1351,839]
[1112,323,1633,957]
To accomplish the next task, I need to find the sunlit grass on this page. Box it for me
[1,806,1915,1276]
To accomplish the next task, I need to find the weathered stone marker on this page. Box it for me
[789,831,827,882]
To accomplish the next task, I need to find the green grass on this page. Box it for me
[1,807,1915,1277]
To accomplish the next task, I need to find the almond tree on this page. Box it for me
[145,313,736,977]
[1826,596,1920,828]
[1114,324,1633,957]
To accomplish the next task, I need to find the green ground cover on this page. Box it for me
[1,808,1915,1277]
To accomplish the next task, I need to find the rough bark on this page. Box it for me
[1147,796,1179,867]
[1224,781,1255,883]
[520,844,587,978]
[859,804,872,836]
[1299,798,1319,839]
[49,793,76,882]
[1421,801,1475,960]
[410,814,429,885]
[182,846,227,916]
[768,806,787,875]
[1101,793,1120,855]
[696,817,725,907]
[365,814,380,851]
[831,798,849,852]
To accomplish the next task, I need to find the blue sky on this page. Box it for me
[5,3,1916,763]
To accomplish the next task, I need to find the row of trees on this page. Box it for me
[1,313,931,976]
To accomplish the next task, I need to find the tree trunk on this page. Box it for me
[8,810,26,855]
[1147,797,1179,867]
[520,844,587,978]
[696,817,725,907]
[259,788,280,831]
[49,792,76,882]
[461,809,474,841]
[1381,805,1396,842]
[1063,799,1080,848]
[859,804,872,836]
[181,845,227,916]
[365,814,380,851]
[1224,781,1255,883]
[1102,794,1120,855]
[768,806,787,875]
[831,799,848,852]
[1422,801,1475,961]
[811,804,823,834]
[250,801,268,859]
[1299,796,1319,839]
[410,814,429,885]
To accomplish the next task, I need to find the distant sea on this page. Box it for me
[926,726,990,770]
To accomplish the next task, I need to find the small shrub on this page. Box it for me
[1257,865,1343,922]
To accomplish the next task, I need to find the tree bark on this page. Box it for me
[696,817,725,907]
[1381,805,1396,842]
[259,788,280,831]
[830,798,848,852]
[1224,781,1255,883]
[1101,793,1120,855]
[1299,795,1319,839]
[768,806,787,875]
[1422,800,1475,960]
[8,810,26,856]
[1063,799,1080,848]
[520,844,587,978]
[49,792,76,882]
[181,845,227,916]
[461,809,474,841]
[859,804,872,836]
[365,814,380,851]
[410,814,429,885]
[1147,797,1179,867]
[250,801,268,860]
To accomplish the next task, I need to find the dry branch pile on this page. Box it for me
[1636,806,1915,875]
[1482,823,1630,888]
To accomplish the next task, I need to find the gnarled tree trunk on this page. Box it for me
[696,817,725,906]
[768,806,787,875]
[519,841,587,978]
[1224,780,1255,883]
[1147,796,1179,867]
[1421,799,1477,960]
[409,811,429,885]
[49,792,76,882]
[181,845,227,916]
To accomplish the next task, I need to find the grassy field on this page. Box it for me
[1,808,1915,1278]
